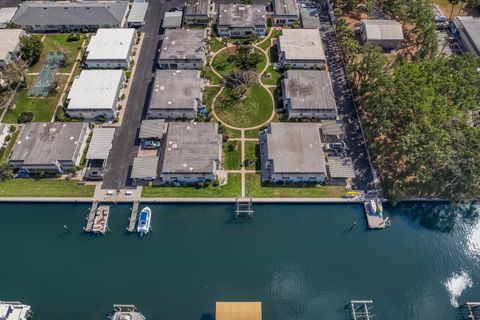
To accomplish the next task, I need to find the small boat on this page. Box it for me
[376,199,384,218]
[367,200,377,215]
[137,207,152,236]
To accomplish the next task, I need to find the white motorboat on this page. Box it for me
[137,207,152,236]
[368,200,377,215]
[376,199,384,218]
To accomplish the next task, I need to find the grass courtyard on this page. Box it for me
[223,141,242,170]
[0,179,95,198]
[142,173,241,198]
[244,141,260,170]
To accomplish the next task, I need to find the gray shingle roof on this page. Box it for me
[218,4,266,27]
[327,156,355,178]
[284,70,336,110]
[266,123,326,174]
[161,122,221,174]
[361,19,404,41]
[86,127,115,160]
[12,1,128,27]
[131,156,159,179]
[139,119,167,139]
[274,0,298,17]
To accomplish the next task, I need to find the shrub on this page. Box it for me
[17,112,34,123]
[95,115,106,123]
[67,33,80,42]
[125,71,132,80]
[4,135,11,142]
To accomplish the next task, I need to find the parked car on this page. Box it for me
[84,169,104,181]
[143,139,161,149]
[324,142,346,151]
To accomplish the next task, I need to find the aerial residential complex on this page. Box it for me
[158,29,206,69]
[84,28,136,69]
[217,4,267,37]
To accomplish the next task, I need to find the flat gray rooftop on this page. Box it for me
[127,2,148,23]
[327,156,355,178]
[159,29,206,61]
[12,1,128,27]
[10,122,88,164]
[163,11,183,28]
[284,70,336,110]
[185,0,210,16]
[266,122,326,174]
[139,119,167,139]
[218,4,266,27]
[278,29,325,61]
[0,29,23,62]
[456,16,480,53]
[361,19,404,40]
[161,122,221,174]
[274,0,298,17]
[149,70,202,111]
[131,156,159,179]
[0,7,18,25]
[300,7,320,29]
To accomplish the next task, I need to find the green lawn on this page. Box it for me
[223,126,241,139]
[215,84,273,128]
[244,141,260,170]
[0,179,95,197]
[0,128,19,161]
[258,29,281,51]
[245,128,260,139]
[245,174,346,198]
[223,141,242,170]
[4,75,68,123]
[212,48,266,77]
[203,86,221,111]
[30,34,83,73]
[142,173,241,197]
[210,37,225,52]
[261,64,282,86]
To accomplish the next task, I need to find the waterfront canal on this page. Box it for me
[1,202,480,319]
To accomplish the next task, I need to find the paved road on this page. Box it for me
[102,0,184,189]
[317,0,375,190]
[0,0,21,8]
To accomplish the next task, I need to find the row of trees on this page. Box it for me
[352,46,480,202]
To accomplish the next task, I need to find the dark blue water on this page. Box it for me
[0,202,479,319]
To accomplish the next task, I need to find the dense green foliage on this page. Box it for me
[353,46,480,201]
[20,35,43,64]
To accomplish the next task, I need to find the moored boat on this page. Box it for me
[137,207,152,236]
[367,200,377,215]
[376,199,383,218]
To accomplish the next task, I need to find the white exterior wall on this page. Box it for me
[158,59,204,70]
[288,109,337,120]
[148,108,197,120]
[67,107,116,120]
[218,26,266,37]
[271,172,325,183]
[273,16,298,25]
[0,125,10,146]
[85,59,130,69]
[0,52,11,68]
[160,173,217,184]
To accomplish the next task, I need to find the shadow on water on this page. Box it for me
[200,313,214,320]
[224,215,253,225]
[387,202,480,233]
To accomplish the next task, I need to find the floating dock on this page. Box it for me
[84,203,110,234]
[349,300,374,320]
[109,304,145,320]
[364,201,389,229]
[0,301,32,320]
[127,201,140,232]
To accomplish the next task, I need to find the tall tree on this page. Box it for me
[19,35,43,64]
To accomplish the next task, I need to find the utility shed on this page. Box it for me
[327,156,355,185]
[9,122,89,173]
[66,70,124,120]
[128,2,148,27]
[451,16,480,56]
[321,120,343,142]
[148,70,203,120]
[260,122,326,183]
[282,70,337,119]
[0,7,19,28]
[273,0,299,25]
[216,302,262,320]
[184,0,211,26]
[131,156,159,181]
[86,128,116,160]
[163,11,183,29]
[12,1,129,32]
[139,119,167,140]
[277,29,326,69]
[360,19,404,50]
[85,28,136,69]
[159,122,222,184]
[158,29,206,69]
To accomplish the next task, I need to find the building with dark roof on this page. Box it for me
[273,0,299,25]
[217,4,266,37]
[184,0,211,26]
[159,122,222,184]
[9,122,89,173]
[158,29,206,69]
[260,123,327,183]
[360,19,404,50]
[282,70,337,119]
[450,16,480,56]
[147,70,203,120]
[12,1,129,32]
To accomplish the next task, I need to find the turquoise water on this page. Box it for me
[1,202,480,319]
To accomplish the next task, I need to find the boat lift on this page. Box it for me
[235,198,253,219]
[349,300,375,320]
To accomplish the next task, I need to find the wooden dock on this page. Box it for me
[349,300,374,320]
[127,201,140,232]
[364,201,387,229]
[84,201,99,232]
[235,198,253,218]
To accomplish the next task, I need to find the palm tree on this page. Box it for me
[448,0,460,19]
